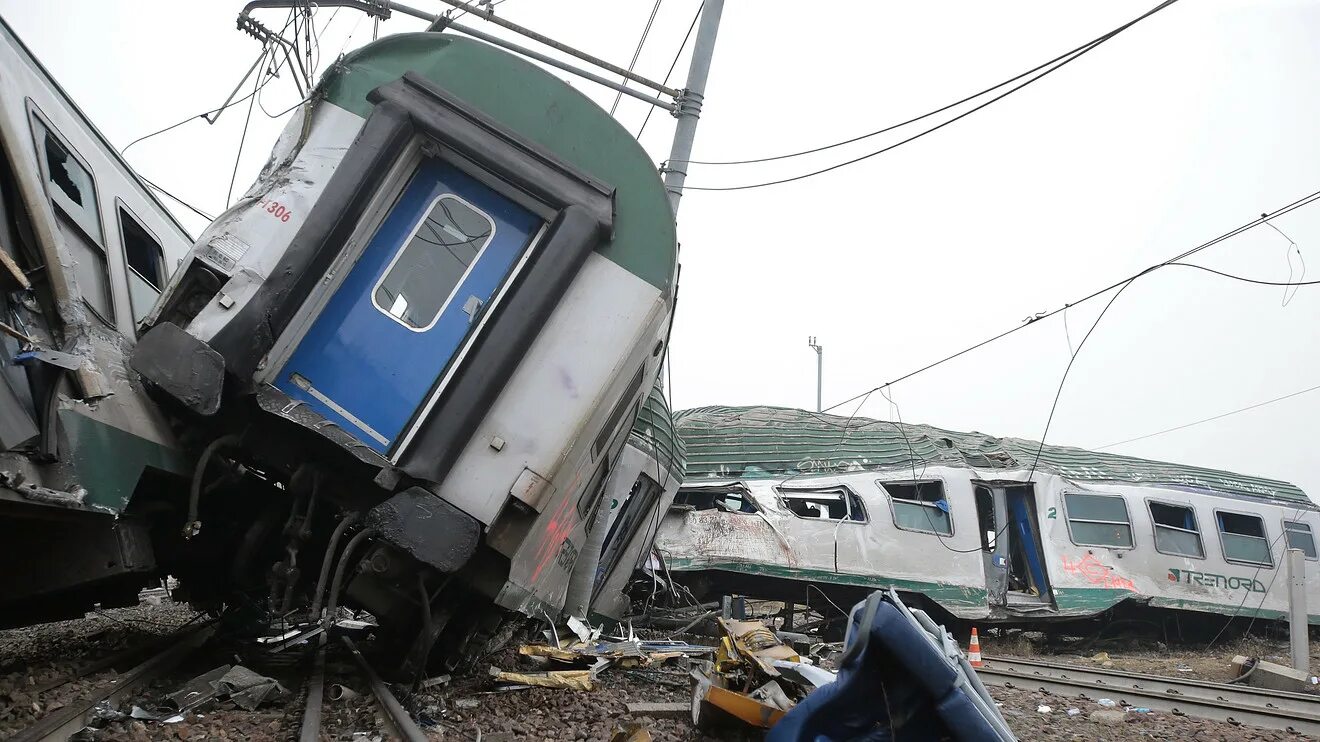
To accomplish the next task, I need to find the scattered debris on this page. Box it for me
[1096,698,1117,708]
[608,722,653,742]
[164,664,286,713]
[625,702,690,719]
[1036,705,1051,714]
[488,667,595,691]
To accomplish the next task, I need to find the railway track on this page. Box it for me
[8,625,216,742]
[979,655,1320,737]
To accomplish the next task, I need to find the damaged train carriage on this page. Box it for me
[656,406,1320,633]
[0,15,193,627]
[130,28,679,669]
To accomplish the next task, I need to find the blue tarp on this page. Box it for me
[768,590,1015,742]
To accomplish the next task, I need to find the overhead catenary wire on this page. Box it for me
[821,188,1320,415]
[680,0,1179,191]
[636,2,702,140]
[1097,382,1320,450]
[610,0,664,116]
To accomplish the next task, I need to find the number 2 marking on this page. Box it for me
[1047,507,1057,519]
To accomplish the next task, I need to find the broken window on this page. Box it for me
[1149,502,1204,559]
[373,194,493,330]
[1216,511,1271,567]
[1285,521,1317,560]
[1063,493,1132,548]
[674,486,758,514]
[119,206,166,322]
[31,112,112,321]
[975,486,996,552]
[778,486,866,522]
[881,481,951,536]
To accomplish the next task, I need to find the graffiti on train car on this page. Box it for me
[1167,568,1266,593]
[1060,554,1136,591]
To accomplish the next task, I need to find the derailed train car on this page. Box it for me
[585,381,686,622]
[657,406,1320,632]
[0,14,194,626]
[130,25,680,669]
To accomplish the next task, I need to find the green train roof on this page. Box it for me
[629,381,686,477]
[315,33,676,291]
[675,405,1313,506]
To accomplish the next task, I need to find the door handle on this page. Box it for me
[462,295,484,324]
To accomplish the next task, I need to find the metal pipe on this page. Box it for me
[1288,548,1309,674]
[440,18,676,111]
[662,0,724,214]
[309,512,361,618]
[429,0,680,97]
[242,1,677,111]
[322,527,378,630]
[341,636,429,742]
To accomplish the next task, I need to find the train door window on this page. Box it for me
[880,481,951,536]
[975,486,996,551]
[1149,502,1204,558]
[372,194,494,331]
[779,486,866,522]
[1284,521,1317,560]
[30,113,112,322]
[118,205,166,322]
[674,486,757,514]
[1216,511,1272,567]
[1063,493,1133,548]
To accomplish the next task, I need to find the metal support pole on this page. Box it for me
[1287,548,1308,674]
[662,0,724,215]
[808,337,823,412]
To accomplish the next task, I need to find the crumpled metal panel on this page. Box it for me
[675,405,1310,505]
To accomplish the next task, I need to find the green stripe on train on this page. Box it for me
[60,410,189,513]
[318,33,676,292]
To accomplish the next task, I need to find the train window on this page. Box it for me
[1063,493,1133,548]
[674,486,758,514]
[1284,521,1317,560]
[1149,502,1204,559]
[118,206,166,322]
[779,486,866,522]
[1216,511,1272,567]
[30,113,113,322]
[373,194,494,331]
[881,481,952,536]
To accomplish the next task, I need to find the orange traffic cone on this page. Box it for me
[968,627,983,668]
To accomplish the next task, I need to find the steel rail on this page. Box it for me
[10,625,215,742]
[979,655,1320,736]
[298,640,327,742]
[341,635,428,742]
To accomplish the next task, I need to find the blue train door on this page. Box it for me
[274,159,541,454]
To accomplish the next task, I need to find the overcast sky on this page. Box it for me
[5,0,1319,502]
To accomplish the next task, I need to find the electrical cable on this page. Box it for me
[680,0,1179,191]
[611,0,663,116]
[678,3,1179,167]
[637,2,702,140]
[225,52,265,208]
[1097,382,1320,450]
[821,188,1320,415]
[139,177,215,222]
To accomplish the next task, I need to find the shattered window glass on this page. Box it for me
[881,481,952,536]
[778,486,866,522]
[1217,511,1271,566]
[1285,521,1317,560]
[374,194,494,330]
[120,207,166,322]
[1149,502,1204,559]
[31,113,112,321]
[1063,493,1133,548]
[674,486,758,514]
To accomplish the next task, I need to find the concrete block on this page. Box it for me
[1232,655,1309,692]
